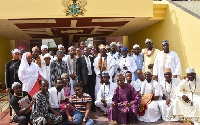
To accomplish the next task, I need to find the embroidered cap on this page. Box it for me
[145,38,152,44]
[186,67,195,73]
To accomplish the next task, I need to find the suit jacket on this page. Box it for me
[76,56,96,85]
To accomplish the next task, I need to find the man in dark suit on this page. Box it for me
[76,47,96,112]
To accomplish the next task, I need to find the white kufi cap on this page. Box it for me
[41,45,48,50]
[12,82,21,89]
[133,44,140,49]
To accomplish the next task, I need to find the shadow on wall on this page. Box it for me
[128,4,190,77]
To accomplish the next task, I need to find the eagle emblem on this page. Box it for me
[62,0,87,16]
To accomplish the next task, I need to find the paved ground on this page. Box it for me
[0,89,193,125]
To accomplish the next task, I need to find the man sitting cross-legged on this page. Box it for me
[107,73,140,124]
[158,68,180,121]
[95,72,117,115]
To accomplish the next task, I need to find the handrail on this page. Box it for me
[0,93,9,113]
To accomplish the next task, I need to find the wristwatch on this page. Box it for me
[83,118,86,122]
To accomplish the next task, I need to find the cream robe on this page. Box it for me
[158,78,180,121]
[93,54,117,100]
[95,82,117,112]
[153,51,182,82]
[173,76,200,117]
[138,80,161,122]
[142,48,160,73]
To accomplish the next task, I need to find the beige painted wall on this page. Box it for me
[0,36,15,88]
[128,1,200,76]
[0,0,153,19]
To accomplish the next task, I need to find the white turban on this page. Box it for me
[88,44,94,48]
[58,44,64,49]
[41,45,48,50]
[12,82,21,89]
[11,48,21,54]
[133,44,140,49]
[68,46,75,51]
[117,42,122,47]
[44,53,51,58]
[186,67,195,73]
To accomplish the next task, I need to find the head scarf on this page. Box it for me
[58,44,64,49]
[110,42,117,47]
[11,48,21,54]
[88,44,94,48]
[18,46,25,50]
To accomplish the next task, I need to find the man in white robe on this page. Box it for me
[173,67,200,121]
[41,53,52,89]
[63,46,77,95]
[158,68,180,121]
[95,73,117,114]
[107,42,121,83]
[93,44,117,99]
[138,71,161,122]
[118,46,137,81]
[153,40,182,82]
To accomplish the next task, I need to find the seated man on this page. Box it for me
[66,82,94,125]
[10,82,34,125]
[125,71,140,94]
[48,78,67,119]
[158,68,180,121]
[137,71,161,122]
[95,73,117,115]
[173,67,200,123]
[107,73,140,124]
[135,69,147,94]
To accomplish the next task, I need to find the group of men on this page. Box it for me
[5,38,200,124]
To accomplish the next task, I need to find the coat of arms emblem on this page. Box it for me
[62,0,87,16]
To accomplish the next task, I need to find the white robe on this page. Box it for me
[18,53,46,93]
[153,51,182,82]
[130,81,140,92]
[119,56,137,81]
[93,54,117,100]
[173,76,200,117]
[158,78,180,121]
[107,52,120,83]
[138,80,161,122]
[64,55,77,95]
[48,87,65,109]
[95,82,117,112]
